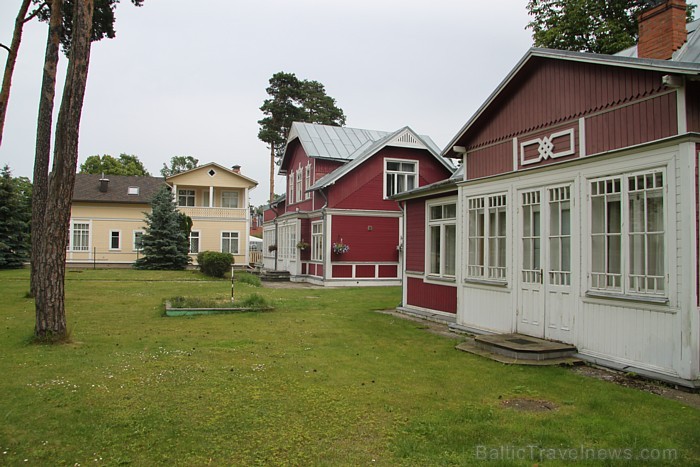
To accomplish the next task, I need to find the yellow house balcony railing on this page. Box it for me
[177,206,248,220]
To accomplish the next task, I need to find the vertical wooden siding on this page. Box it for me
[463,59,667,151]
[330,215,399,262]
[328,147,452,210]
[687,82,700,133]
[585,92,677,155]
[405,199,425,272]
[466,140,513,180]
[407,277,457,313]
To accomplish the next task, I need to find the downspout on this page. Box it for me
[318,187,329,282]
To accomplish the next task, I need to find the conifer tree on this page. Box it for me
[133,185,190,270]
[0,165,31,268]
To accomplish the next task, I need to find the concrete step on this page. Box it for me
[470,333,578,362]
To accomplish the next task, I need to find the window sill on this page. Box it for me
[425,275,456,284]
[463,277,508,287]
[584,290,670,306]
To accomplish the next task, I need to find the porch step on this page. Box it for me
[456,333,581,366]
[259,270,291,282]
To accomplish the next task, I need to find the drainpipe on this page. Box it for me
[317,188,329,282]
[270,204,280,271]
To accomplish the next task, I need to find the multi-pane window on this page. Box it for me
[521,191,541,284]
[467,194,507,280]
[549,186,571,286]
[221,191,239,208]
[178,189,195,207]
[428,202,457,277]
[69,222,90,251]
[189,231,200,254]
[311,222,323,261]
[288,170,295,205]
[133,230,144,251]
[263,228,276,257]
[305,164,312,200]
[296,167,303,202]
[109,230,121,250]
[590,170,665,296]
[385,159,417,197]
[202,190,210,207]
[278,224,297,260]
[221,231,239,254]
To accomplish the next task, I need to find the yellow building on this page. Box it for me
[68,163,258,268]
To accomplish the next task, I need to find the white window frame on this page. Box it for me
[311,221,323,262]
[109,230,121,251]
[278,224,297,260]
[466,193,507,281]
[305,163,312,200]
[296,165,303,203]
[127,186,139,195]
[588,169,666,298]
[221,231,240,255]
[189,230,201,254]
[426,199,457,279]
[68,222,90,252]
[221,191,239,208]
[178,189,195,207]
[288,170,295,205]
[133,230,144,252]
[384,158,418,198]
[263,227,276,258]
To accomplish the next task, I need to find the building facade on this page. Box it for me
[263,122,455,286]
[68,163,258,267]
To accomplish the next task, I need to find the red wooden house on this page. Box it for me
[262,122,455,285]
[395,0,700,387]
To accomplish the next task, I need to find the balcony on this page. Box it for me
[177,206,247,220]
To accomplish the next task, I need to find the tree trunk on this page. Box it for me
[35,0,94,339]
[0,0,32,147]
[31,0,63,297]
[269,144,275,202]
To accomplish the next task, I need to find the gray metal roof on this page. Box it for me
[616,19,700,63]
[300,124,454,191]
[287,123,390,162]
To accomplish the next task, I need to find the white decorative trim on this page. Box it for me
[520,128,576,167]
[390,130,423,149]
[578,118,586,157]
[512,137,518,172]
[677,86,687,134]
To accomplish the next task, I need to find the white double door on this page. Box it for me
[517,184,576,342]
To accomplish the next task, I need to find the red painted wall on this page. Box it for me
[461,58,668,151]
[687,82,700,133]
[330,215,399,262]
[585,92,677,155]
[405,199,426,272]
[406,277,457,314]
[327,147,452,210]
[283,143,315,212]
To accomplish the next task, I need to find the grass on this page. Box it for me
[0,269,698,465]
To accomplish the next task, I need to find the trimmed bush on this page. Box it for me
[197,251,233,278]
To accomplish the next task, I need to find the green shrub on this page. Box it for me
[237,293,271,309]
[197,251,233,278]
[235,271,261,287]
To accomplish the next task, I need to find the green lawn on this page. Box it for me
[0,269,698,465]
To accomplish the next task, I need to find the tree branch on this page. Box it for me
[23,1,48,24]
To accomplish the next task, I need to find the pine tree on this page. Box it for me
[133,185,190,270]
[0,166,31,268]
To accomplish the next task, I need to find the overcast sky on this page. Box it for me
[0,0,672,206]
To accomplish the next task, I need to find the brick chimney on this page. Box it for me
[99,174,109,192]
[637,0,688,60]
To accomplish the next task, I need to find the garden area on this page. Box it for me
[0,268,699,465]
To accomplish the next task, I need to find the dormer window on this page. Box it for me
[127,186,139,195]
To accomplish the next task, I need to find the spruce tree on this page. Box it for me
[0,166,31,268]
[133,185,190,270]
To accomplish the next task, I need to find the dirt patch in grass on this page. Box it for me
[500,398,558,412]
[573,366,700,410]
